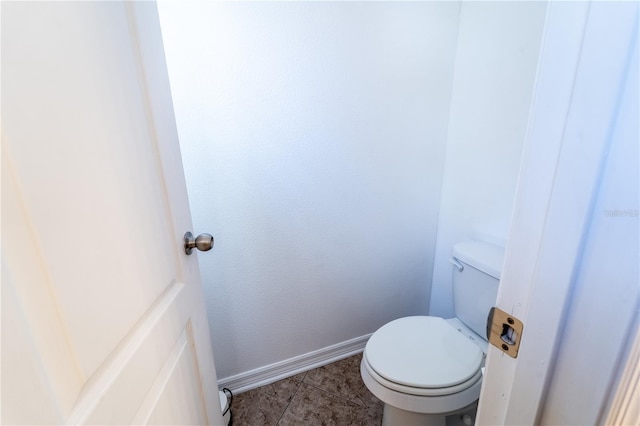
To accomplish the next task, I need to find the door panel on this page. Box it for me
[1,2,221,424]
[3,1,179,380]
[2,153,83,416]
[1,264,65,424]
[136,327,208,426]
[75,283,192,424]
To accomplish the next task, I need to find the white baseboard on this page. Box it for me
[218,333,372,394]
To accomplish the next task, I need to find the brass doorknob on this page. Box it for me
[184,232,214,255]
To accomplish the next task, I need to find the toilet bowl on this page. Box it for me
[360,241,504,426]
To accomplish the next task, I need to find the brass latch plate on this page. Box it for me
[486,307,524,358]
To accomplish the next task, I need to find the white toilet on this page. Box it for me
[360,241,504,426]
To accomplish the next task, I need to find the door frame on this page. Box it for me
[603,315,640,425]
[476,1,638,424]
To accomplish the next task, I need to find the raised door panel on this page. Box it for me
[3,2,180,381]
[1,267,65,425]
[1,153,83,417]
[133,327,208,425]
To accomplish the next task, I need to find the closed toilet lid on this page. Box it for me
[365,316,483,389]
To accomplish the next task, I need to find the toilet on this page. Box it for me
[360,241,504,426]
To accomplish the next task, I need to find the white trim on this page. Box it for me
[477,3,589,422]
[218,334,372,394]
[477,2,638,425]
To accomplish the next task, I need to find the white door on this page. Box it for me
[477,2,638,425]
[1,2,223,424]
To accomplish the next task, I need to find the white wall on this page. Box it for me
[158,1,460,380]
[429,2,547,318]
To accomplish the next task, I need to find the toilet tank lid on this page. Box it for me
[453,241,505,279]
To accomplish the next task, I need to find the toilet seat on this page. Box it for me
[362,352,482,397]
[364,316,483,393]
[360,350,484,416]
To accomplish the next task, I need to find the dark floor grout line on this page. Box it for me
[300,375,369,408]
[302,381,341,398]
[275,371,307,425]
[296,381,360,406]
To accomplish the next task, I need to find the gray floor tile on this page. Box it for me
[232,373,306,426]
[278,382,381,426]
[228,353,477,426]
[303,354,381,409]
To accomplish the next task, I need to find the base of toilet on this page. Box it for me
[383,404,445,426]
[381,401,478,426]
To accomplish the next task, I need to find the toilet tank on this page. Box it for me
[452,241,505,340]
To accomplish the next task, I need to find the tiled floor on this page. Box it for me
[229,353,478,426]
[230,353,383,425]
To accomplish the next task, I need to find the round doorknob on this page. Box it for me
[184,232,214,255]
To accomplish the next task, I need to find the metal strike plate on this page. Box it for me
[486,307,524,358]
